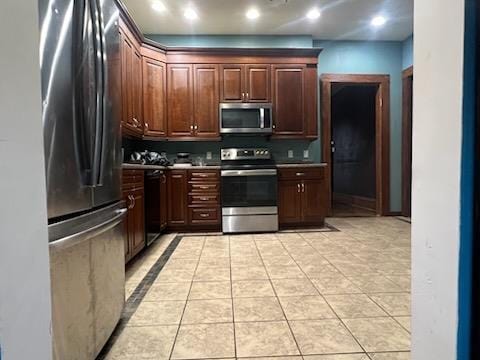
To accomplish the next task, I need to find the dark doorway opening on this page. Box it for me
[331,84,378,216]
[321,74,390,216]
[402,66,413,217]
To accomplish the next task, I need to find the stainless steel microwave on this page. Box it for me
[219,103,273,135]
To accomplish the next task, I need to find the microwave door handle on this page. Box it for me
[260,108,265,129]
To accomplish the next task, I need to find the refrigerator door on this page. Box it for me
[49,201,127,359]
[40,0,96,219]
[93,0,122,207]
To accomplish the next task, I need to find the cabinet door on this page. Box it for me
[159,173,168,229]
[272,65,305,136]
[301,180,327,223]
[122,189,134,263]
[304,66,318,138]
[143,57,167,137]
[132,48,143,132]
[194,64,220,137]
[131,187,145,256]
[167,170,188,226]
[220,64,245,102]
[245,64,270,102]
[278,180,302,224]
[167,64,194,137]
[120,30,134,131]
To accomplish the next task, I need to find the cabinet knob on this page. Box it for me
[272,124,276,129]
[194,125,198,130]
[190,125,194,130]
[297,183,301,193]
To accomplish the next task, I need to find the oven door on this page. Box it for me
[219,103,272,134]
[221,169,277,208]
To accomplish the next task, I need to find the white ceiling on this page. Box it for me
[122,0,413,41]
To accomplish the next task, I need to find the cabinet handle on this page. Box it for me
[194,125,198,130]
[246,92,249,100]
[297,183,301,193]
[296,172,305,176]
[272,124,276,129]
[200,186,209,189]
[133,118,139,127]
[199,213,210,218]
[199,197,209,201]
[144,122,149,130]
[128,195,134,209]
[242,92,245,101]
[190,125,194,130]
[161,174,167,184]
[302,183,305,193]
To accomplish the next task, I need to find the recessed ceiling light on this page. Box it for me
[151,1,166,12]
[184,8,198,20]
[371,15,387,27]
[246,8,260,20]
[306,8,321,20]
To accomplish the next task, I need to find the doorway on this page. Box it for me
[331,84,378,216]
[402,66,413,217]
[321,74,390,216]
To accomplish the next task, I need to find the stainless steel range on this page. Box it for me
[221,148,278,233]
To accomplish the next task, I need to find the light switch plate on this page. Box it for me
[206,152,212,160]
[287,150,294,158]
[303,150,309,158]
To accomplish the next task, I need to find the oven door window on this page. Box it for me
[222,175,277,207]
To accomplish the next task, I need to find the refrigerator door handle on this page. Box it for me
[91,0,105,187]
[49,208,126,251]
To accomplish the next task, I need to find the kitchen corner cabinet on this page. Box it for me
[220,64,271,103]
[122,170,145,263]
[120,22,143,137]
[272,65,317,139]
[278,167,327,227]
[142,56,167,138]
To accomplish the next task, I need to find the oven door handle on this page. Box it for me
[221,169,277,177]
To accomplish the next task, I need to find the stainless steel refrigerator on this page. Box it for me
[39,0,126,358]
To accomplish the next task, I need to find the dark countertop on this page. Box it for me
[123,162,327,170]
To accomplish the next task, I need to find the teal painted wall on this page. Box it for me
[402,35,413,69]
[314,40,403,211]
[145,34,313,48]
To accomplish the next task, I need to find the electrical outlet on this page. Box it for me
[206,151,212,160]
[303,150,309,158]
[287,150,294,158]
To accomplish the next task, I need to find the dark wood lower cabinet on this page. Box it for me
[278,167,327,227]
[167,169,221,230]
[122,170,145,263]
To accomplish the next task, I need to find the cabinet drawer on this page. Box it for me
[189,207,220,224]
[189,194,220,205]
[122,169,144,189]
[189,170,220,181]
[189,182,220,193]
[278,167,325,180]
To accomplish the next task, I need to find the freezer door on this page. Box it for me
[49,201,127,359]
[40,0,95,219]
[93,0,122,207]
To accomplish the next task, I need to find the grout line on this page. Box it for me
[168,235,207,360]
[96,234,184,360]
[274,232,370,357]
[252,236,303,356]
[227,235,238,359]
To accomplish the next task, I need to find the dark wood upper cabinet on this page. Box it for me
[272,65,305,136]
[167,170,188,226]
[193,64,220,137]
[167,64,194,137]
[220,64,244,102]
[304,66,318,139]
[120,22,143,137]
[142,56,167,137]
[245,64,271,102]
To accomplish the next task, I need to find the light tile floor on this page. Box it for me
[107,217,411,360]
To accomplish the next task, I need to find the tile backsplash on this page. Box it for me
[123,137,318,164]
